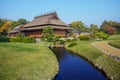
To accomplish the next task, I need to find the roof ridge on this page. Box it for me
[34,12,57,19]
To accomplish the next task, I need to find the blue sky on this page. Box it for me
[0,0,120,26]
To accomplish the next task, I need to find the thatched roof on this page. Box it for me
[8,25,24,33]
[9,12,73,34]
[24,12,68,28]
[21,26,72,31]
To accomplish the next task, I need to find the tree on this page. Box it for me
[0,19,7,27]
[90,24,99,33]
[70,21,85,34]
[18,18,28,24]
[0,18,29,36]
[100,20,109,32]
[0,21,12,36]
[9,18,29,30]
[42,26,54,42]
[100,20,119,32]
[10,21,19,29]
[106,27,116,35]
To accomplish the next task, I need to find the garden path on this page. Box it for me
[92,41,120,62]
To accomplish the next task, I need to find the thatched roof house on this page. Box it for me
[8,12,72,38]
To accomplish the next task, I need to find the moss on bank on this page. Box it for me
[0,42,58,80]
[66,41,120,80]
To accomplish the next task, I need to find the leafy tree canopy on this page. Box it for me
[90,24,99,33]
[0,21,12,36]
[42,26,54,42]
[42,26,54,35]
[106,27,117,35]
[17,18,29,24]
[100,20,120,32]
[0,18,29,36]
[70,21,86,33]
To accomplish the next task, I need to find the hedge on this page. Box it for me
[10,37,23,42]
[10,37,35,43]
[23,37,35,43]
[79,35,89,40]
[0,36,9,42]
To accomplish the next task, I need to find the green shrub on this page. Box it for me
[108,35,120,40]
[66,38,72,42]
[23,37,35,43]
[59,40,65,44]
[89,34,96,39]
[10,37,35,43]
[41,38,46,41]
[66,37,77,42]
[0,36,9,42]
[10,38,17,42]
[79,35,89,40]
[42,34,54,42]
[68,42,77,47]
[109,40,120,49]
[117,30,120,34]
[47,35,54,42]
[10,37,23,42]
[95,32,109,39]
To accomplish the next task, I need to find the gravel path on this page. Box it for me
[92,41,120,62]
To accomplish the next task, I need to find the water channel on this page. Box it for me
[51,47,107,80]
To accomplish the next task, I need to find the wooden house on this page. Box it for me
[8,12,72,38]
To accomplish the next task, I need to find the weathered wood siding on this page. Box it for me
[9,33,18,37]
[24,30,42,38]
[54,29,66,37]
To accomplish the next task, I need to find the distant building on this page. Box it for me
[80,32,91,36]
[8,12,72,38]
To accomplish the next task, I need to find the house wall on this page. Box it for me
[9,29,68,38]
[9,33,18,37]
[54,29,66,37]
[24,30,42,38]
[24,29,67,38]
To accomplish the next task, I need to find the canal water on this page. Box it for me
[51,48,106,80]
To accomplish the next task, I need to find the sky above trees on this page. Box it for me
[0,0,120,26]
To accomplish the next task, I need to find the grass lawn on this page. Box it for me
[66,41,120,80]
[108,35,120,49]
[0,42,58,80]
[108,35,120,40]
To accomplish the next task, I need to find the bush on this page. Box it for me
[89,34,96,39]
[42,34,54,42]
[106,27,116,35]
[10,36,35,43]
[59,40,65,44]
[68,42,77,47]
[79,35,89,40]
[95,32,109,39]
[23,37,35,43]
[0,36,9,42]
[41,38,46,41]
[10,37,23,42]
[116,30,120,34]
[109,40,120,49]
[108,35,120,40]
[66,37,77,42]
[47,35,54,42]
[66,38,72,42]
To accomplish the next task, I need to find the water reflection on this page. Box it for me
[51,48,106,80]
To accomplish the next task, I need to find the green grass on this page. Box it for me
[108,35,120,49]
[66,41,120,80]
[108,35,120,40]
[109,40,120,49]
[0,42,58,80]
